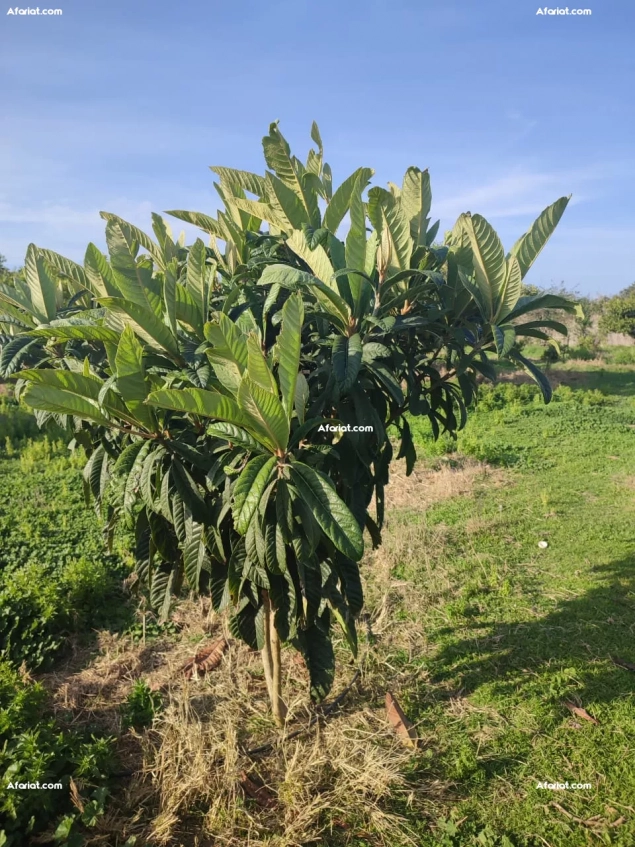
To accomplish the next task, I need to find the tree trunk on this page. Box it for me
[261,591,287,727]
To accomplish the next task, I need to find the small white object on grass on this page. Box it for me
[538,540,549,549]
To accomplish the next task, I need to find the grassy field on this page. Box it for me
[1,361,635,846]
[392,361,635,845]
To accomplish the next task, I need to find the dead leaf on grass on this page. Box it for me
[181,638,228,680]
[611,655,635,672]
[239,771,277,809]
[563,700,599,725]
[385,691,419,748]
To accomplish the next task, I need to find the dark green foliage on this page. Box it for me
[0,410,131,669]
[0,660,114,847]
[0,122,574,703]
[121,679,163,730]
[599,283,635,338]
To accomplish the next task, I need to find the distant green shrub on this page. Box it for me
[605,346,635,365]
[475,383,540,411]
[0,396,40,449]
[566,339,601,360]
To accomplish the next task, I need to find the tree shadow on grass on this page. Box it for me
[424,554,635,711]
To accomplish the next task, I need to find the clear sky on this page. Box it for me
[1,0,634,296]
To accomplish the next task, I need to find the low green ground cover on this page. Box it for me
[0,399,130,846]
[390,364,635,845]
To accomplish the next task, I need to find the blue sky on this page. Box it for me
[1,0,634,295]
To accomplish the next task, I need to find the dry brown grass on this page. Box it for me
[41,456,500,846]
[383,455,503,512]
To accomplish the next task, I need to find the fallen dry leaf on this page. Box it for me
[611,656,635,672]
[563,700,599,725]
[385,691,419,748]
[239,771,277,809]
[181,638,228,680]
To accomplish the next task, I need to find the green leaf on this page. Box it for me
[458,213,506,319]
[207,422,267,452]
[100,212,165,269]
[84,243,120,298]
[115,325,156,430]
[238,376,289,453]
[229,599,258,649]
[401,167,431,245]
[165,209,225,238]
[286,229,334,286]
[171,460,208,524]
[336,557,364,616]
[186,239,211,324]
[496,255,522,321]
[209,166,267,198]
[104,220,163,316]
[514,319,569,336]
[25,244,57,322]
[509,196,570,279]
[99,297,180,358]
[289,461,363,561]
[332,334,362,393]
[262,122,320,226]
[492,324,516,357]
[38,248,88,291]
[146,387,247,426]
[367,188,412,271]
[230,197,287,231]
[183,521,210,590]
[246,334,278,395]
[508,349,553,403]
[277,293,304,419]
[294,372,309,425]
[23,383,110,425]
[296,610,335,701]
[0,336,40,378]
[265,171,310,229]
[345,173,369,272]
[163,259,178,335]
[175,282,204,338]
[323,167,373,234]
[505,293,577,322]
[29,325,121,344]
[233,455,277,534]
[204,312,248,371]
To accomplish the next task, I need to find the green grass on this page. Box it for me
[384,365,635,846]
[0,428,134,668]
[0,398,131,845]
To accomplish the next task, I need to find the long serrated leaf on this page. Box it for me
[277,293,304,419]
[146,387,247,426]
[289,461,363,561]
[510,196,570,279]
[238,376,289,453]
[99,297,180,358]
[233,455,276,534]
[332,334,363,393]
[25,244,57,322]
[508,349,553,403]
[323,167,373,234]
